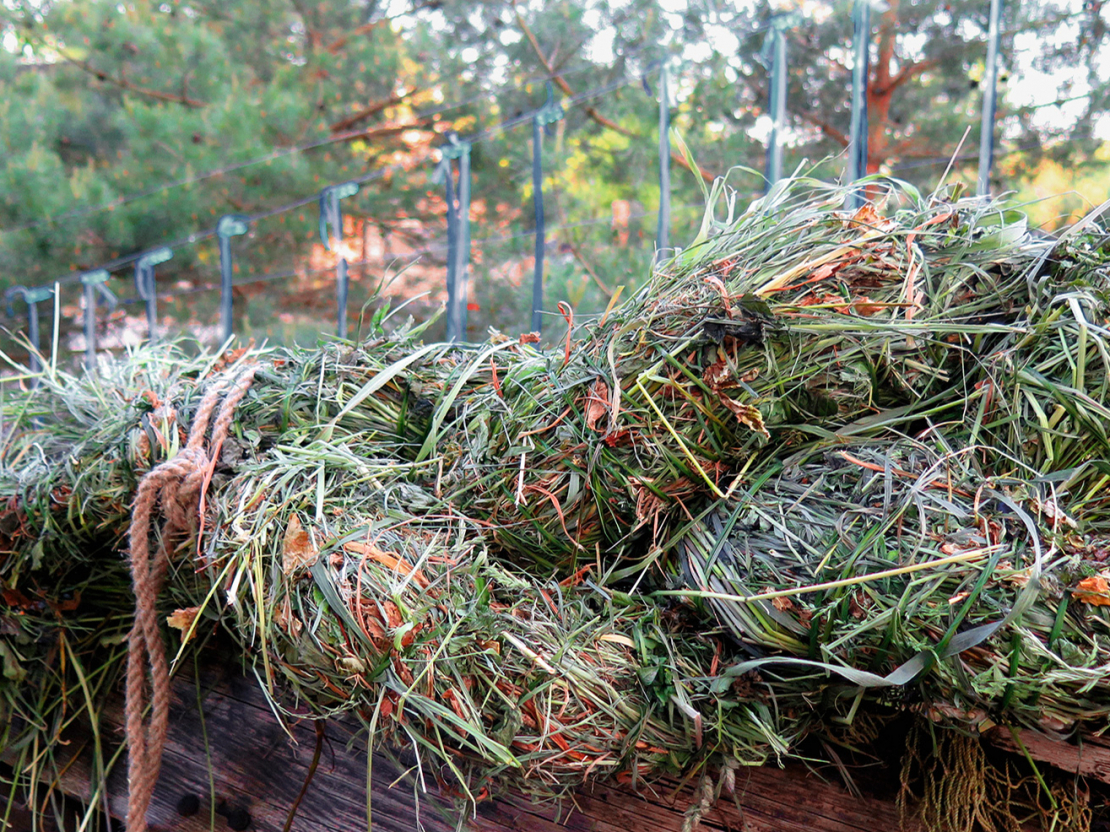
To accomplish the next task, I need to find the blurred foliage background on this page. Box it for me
[0,0,1107,354]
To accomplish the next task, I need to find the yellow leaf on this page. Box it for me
[336,655,366,674]
[166,607,201,641]
[598,633,635,648]
[283,514,319,576]
[477,639,501,656]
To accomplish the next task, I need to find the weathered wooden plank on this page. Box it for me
[7,654,926,832]
[986,726,1110,787]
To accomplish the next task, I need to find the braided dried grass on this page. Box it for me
[206,450,795,799]
[2,176,1110,829]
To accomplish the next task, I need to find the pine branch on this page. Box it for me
[287,0,322,51]
[329,92,409,133]
[325,21,382,54]
[740,70,849,148]
[873,58,941,96]
[512,3,717,184]
[797,110,850,148]
[59,51,207,108]
[333,122,432,143]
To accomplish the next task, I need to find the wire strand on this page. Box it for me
[0,43,661,237]
[38,63,655,290]
[115,201,694,307]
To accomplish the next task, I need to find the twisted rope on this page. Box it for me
[125,365,257,832]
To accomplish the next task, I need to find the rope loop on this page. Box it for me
[125,365,256,832]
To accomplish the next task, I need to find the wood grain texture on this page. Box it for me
[7,655,920,832]
[986,726,1110,787]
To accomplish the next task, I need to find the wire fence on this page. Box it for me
[1,2,1082,370]
[0,41,664,238]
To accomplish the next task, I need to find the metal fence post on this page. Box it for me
[318,182,359,338]
[656,62,671,262]
[432,152,458,341]
[216,214,250,343]
[977,0,1004,195]
[79,269,115,370]
[4,285,53,382]
[133,247,173,343]
[765,22,787,187]
[847,0,871,208]
[531,83,564,334]
[761,12,802,190]
[439,135,473,343]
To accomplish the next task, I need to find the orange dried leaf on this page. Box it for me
[849,203,881,228]
[477,638,502,656]
[282,514,319,576]
[344,540,429,588]
[46,591,82,614]
[604,429,632,447]
[166,607,201,641]
[1074,575,1110,606]
[848,591,870,619]
[210,346,252,374]
[771,596,795,612]
[852,298,885,317]
[382,600,403,629]
[2,587,36,609]
[703,360,733,392]
[584,379,610,432]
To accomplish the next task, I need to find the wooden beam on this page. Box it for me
[5,655,922,832]
[986,726,1110,786]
